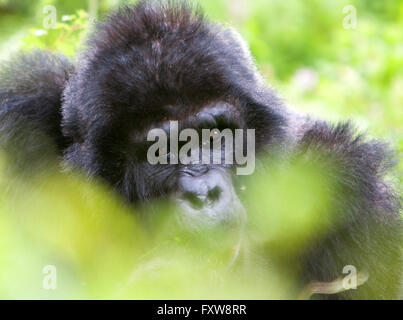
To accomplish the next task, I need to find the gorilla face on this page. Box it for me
[139,101,247,228]
[66,98,249,228]
[62,3,286,228]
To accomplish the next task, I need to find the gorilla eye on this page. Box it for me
[210,129,221,141]
[202,129,221,145]
[201,128,223,149]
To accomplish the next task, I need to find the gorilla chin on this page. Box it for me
[0,0,401,299]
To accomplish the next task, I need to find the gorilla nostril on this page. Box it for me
[207,186,222,204]
[181,186,223,210]
[183,192,205,210]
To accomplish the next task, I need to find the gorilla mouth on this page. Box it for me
[175,196,246,231]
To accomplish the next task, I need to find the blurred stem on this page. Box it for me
[89,0,99,20]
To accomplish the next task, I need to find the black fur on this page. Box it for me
[0,0,401,299]
[0,50,73,173]
[294,122,402,299]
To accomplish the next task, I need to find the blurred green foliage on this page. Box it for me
[0,0,402,299]
[22,10,89,58]
[0,150,340,299]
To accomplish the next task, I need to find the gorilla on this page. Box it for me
[0,1,401,299]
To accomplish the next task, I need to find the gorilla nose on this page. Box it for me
[177,170,246,228]
[182,186,222,210]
